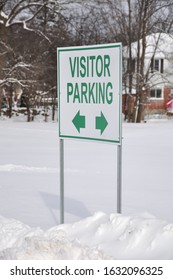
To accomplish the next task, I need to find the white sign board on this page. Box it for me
[57,43,122,143]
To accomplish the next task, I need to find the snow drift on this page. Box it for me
[1,212,173,260]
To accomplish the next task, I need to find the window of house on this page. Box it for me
[169,89,173,99]
[154,59,159,71]
[150,88,162,99]
[127,58,136,73]
[151,58,164,73]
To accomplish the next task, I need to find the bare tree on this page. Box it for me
[99,0,173,122]
[2,0,173,121]
[0,0,82,120]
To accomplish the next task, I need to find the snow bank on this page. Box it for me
[1,212,173,260]
[0,215,111,260]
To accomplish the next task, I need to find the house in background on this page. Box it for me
[123,32,173,118]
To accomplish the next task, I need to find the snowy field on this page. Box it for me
[0,117,173,259]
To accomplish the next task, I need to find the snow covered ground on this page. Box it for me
[0,116,173,259]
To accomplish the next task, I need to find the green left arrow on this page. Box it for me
[95,111,108,135]
[72,110,86,133]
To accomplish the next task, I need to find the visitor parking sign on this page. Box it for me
[57,43,122,143]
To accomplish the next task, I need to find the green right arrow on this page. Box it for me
[72,110,86,133]
[95,111,108,135]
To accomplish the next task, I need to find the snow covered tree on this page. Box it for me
[0,1,48,117]
[0,1,58,119]
[0,0,82,120]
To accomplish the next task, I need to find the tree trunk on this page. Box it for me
[0,88,2,116]
[8,85,13,118]
[25,92,31,122]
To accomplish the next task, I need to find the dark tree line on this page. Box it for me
[1,0,173,121]
[0,0,73,120]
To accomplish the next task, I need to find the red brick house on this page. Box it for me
[123,33,173,117]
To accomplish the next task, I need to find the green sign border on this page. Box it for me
[57,43,122,144]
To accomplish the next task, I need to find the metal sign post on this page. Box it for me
[59,139,64,224]
[117,144,122,213]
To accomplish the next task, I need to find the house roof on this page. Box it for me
[124,32,173,59]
